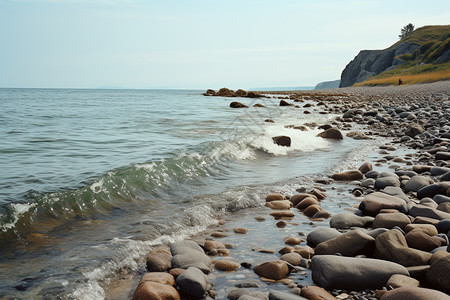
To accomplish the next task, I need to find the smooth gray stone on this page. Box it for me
[433,195,450,204]
[374,177,400,190]
[378,171,399,179]
[311,255,409,290]
[404,176,434,193]
[176,267,212,299]
[430,166,450,176]
[329,212,374,229]
[306,227,341,247]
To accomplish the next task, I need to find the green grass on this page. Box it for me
[392,25,450,47]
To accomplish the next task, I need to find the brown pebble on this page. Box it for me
[233,227,248,234]
[257,248,276,254]
[214,260,240,271]
[276,221,287,228]
[255,216,266,222]
[266,193,285,202]
[211,232,228,238]
[284,237,302,245]
[169,268,185,278]
[278,246,294,254]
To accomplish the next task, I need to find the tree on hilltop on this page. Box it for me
[399,23,415,40]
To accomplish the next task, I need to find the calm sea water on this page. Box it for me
[0,88,378,299]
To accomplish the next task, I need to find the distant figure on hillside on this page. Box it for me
[398,78,403,85]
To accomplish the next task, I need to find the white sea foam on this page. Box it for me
[1,202,35,231]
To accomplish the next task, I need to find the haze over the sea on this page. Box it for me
[1,0,450,89]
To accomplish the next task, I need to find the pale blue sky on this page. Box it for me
[1,0,449,89]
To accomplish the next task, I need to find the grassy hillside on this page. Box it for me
[355,25,450,86]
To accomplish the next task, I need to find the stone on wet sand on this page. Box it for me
[253,260,290,280]
[329,212,374,229]
[331,170,363,181]
[375,229,432,267]
[359,192,407,216]
[175,267,212,299]
[307,227,341,247]
[215,260,240,271]
[373,212,411,230]
[311,255,409,290]
[315,229,375,257]
[380,286,450,300]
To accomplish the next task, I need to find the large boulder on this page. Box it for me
[375,229,432,267]
[329,212,374,229]
[175,267,212,299]
[405,124,425,138]
[317,128,344,140]
[253,260,290,280]
[409,205,450,220]
[300,286,335,300]
[216,87,235,97]
[230,101,249,108]
[380,286,450,300]
[311,255,409,290]
[405,230,442,252]
[417,182,450,199]
[359,192,407,216]
[314,229,375,256]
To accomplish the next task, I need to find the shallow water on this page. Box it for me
[0,88,382,298]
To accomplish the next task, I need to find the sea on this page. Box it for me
[0,88,383,299]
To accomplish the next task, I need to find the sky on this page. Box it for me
[1,0,450,89]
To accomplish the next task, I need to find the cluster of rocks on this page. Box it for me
[204,88,263,99]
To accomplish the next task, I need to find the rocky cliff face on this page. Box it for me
[339,42,419,87]
[315,79,340,90]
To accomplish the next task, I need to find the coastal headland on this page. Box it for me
[118,81,450,300]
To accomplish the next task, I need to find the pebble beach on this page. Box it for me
[127,81,450,300]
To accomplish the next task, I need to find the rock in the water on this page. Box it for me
[266,194,285,201]
[280,100,293,106]
[329,212,374,229]
[426,255,450,293]
[272,136,291,147]
[375,229,432,267]
[307,227,341,247]
[230,101,249,108]
[253,260,289,280]
[175,267,212,299]
[311,255,409,290]
[359,162,373,173]
[373,212,411,230]
[380,286,450,300]
[215,260,240,271]
[331,170,363,181]
[265,200,292,210]
[295,197,320,210]
[146,247,172,272]
[228,288,268,300]
[170,241,211,271]
[280,252,303,266]
[269,210,294,219]
[359,192,407,216]
[315,229,375,256]
[233,227,248,234]
[284,237,302,245]
[317,128,344,140]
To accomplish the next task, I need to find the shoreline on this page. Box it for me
[111,81,450,299]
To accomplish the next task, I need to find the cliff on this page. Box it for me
[315,79,340,90]
[339,25,450,87]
